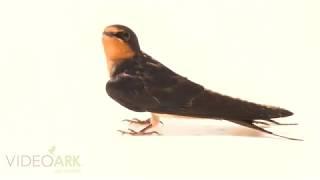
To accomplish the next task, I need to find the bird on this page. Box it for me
[102,24,301,140]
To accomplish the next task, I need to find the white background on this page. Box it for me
[0,0,319,179]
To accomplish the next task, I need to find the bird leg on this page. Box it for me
[122,114,163,125]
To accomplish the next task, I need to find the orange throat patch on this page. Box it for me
[102,36,136,76]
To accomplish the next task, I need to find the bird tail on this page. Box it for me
[229,104,302,140]
[199,91,301,140]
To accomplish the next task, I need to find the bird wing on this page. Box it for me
[106,55,204,113]
[106,54,292,121]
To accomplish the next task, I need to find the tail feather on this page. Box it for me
[229,119,302,141]
[254,119,298,126]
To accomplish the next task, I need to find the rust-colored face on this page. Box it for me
[102,25,140,75]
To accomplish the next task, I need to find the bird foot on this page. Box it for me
[122,118,163,125]
[118,122,161,136]
[118,128,160,136]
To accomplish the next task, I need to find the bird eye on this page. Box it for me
[119,31,130,41]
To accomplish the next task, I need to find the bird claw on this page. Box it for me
[117,128,161,136]
[122,118,164,125]
[122,118,151,125]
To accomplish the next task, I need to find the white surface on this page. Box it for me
[0,0,319,179]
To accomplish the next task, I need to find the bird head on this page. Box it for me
[102,25,140,75]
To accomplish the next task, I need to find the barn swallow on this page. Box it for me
[102,24,301,140]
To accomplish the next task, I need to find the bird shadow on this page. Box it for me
[125,119,267,138]
[160,124,265,138]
